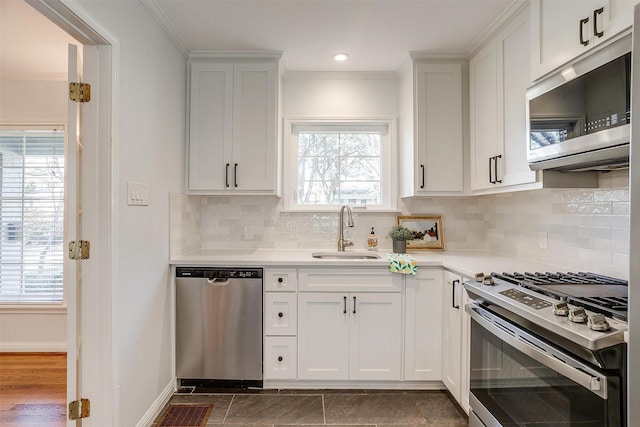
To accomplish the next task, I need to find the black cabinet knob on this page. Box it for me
[278,312,284,318]
[277,356,283,362]
[277,277,284,283]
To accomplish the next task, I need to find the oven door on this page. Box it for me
[468,304,623,426]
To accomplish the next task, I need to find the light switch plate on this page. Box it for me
[127,181,149,206]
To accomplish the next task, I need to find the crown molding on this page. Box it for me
[466,0,530,57]
[141,0,189,58]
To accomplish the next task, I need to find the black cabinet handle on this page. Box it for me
[343,296,347,314]
[225,163,230,187]
[420,164,425,189]
[277,277,284,283]
[452,279,460,309]
[494,154,502,183]
[489,157,494,184]
[580,17,590,46]
[278,312,283,318]
[594,7,604,38]
[353,296,357,314]
[277,356,283,362]
[234,163,238,187]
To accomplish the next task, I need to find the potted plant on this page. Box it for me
[387,225,414,254]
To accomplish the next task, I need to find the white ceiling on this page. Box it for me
[150,0,514,71]
[1,0,515,77]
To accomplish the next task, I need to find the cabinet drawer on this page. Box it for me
[298,268,402,293]
[265,293,297,336]
[264,336,297,380]
[264,268,298,291]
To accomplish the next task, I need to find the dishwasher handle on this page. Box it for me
[206,277,230,285]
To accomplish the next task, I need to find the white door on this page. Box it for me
[188,62,233,191]
[297,293,349,380]
[442,271,463,399]
[232,62,277,191]
[65,43,82,426]
[470,43,500,191]
[349,293,402,380]
[404,269,443,381]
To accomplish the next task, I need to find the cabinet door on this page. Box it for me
[349,293,402,380]
[404,269,443,381]
[470,43,499,191]
[442,271,463,400]
[188,62,233,191]
[498,7,537,187]
[265,293,297,336]
[264,336,297,380]
[414,63,464,193]
[297,293,349,380]
[232,62,278,191]
[531,0,632,81]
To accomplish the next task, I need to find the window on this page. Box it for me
[0,128,65,304]
[285,119,396,211]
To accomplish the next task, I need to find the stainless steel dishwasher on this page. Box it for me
[175,267,263,388]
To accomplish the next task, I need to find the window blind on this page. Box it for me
[0,129,65,304]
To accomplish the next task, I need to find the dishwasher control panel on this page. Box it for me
[176,267,263,279]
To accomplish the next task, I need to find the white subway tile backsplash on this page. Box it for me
[168,170,630,278]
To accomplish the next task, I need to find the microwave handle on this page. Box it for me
[468,304,608,399]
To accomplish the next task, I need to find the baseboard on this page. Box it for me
[136,379,175,427]
[0,342,66,352]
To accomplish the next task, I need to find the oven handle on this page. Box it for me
[467,303,608,399]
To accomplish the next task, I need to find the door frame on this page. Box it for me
[26,1,119,425]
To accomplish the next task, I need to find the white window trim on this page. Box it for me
[283,117,398,212]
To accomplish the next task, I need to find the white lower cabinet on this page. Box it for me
[264,336,297,380]
[263,268,298,381]
[442,270,470,412]
[404,269,443,381]
[297,292,402,381]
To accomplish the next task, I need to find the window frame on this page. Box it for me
[0,125,67,308]
[283,117,397,212]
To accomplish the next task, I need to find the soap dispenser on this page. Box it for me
[367,227,378,251]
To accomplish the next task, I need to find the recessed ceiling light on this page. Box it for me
[333,53,349,62]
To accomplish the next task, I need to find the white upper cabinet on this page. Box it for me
[400,60,464,196]
[470,5,537,193]
[187,53,280,194]
[531,0,634,81]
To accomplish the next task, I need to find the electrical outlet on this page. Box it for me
[539,231,548,249]
[289,224,298,239]
[244,225,254,240]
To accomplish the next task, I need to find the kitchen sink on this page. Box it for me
[311,251,381,260]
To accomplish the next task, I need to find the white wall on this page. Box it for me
[0,78,68,351]
[74,1,186,425]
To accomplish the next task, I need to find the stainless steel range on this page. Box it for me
[465,271,628,427]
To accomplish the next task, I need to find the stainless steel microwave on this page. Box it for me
[526,34,631,172]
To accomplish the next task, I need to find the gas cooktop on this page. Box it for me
[491,272,628,321]
[465,271,628,351]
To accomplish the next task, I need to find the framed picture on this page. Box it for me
[397,215,444,250]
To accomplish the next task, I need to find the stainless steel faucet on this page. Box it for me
[338,205,355,251]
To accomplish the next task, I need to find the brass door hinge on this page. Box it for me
[69,398,90,420]
[69,82,91,102]
[69,240,90,260]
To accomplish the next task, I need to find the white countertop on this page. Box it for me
[171,249,570,279]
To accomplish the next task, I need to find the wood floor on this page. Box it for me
[0,353,66,426]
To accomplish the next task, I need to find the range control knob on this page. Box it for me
[482,275,495,286]
[553,301,570,316]
[569,307,588,323]
[588,314,611,332]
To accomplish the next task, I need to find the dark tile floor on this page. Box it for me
[152,389,468,426]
